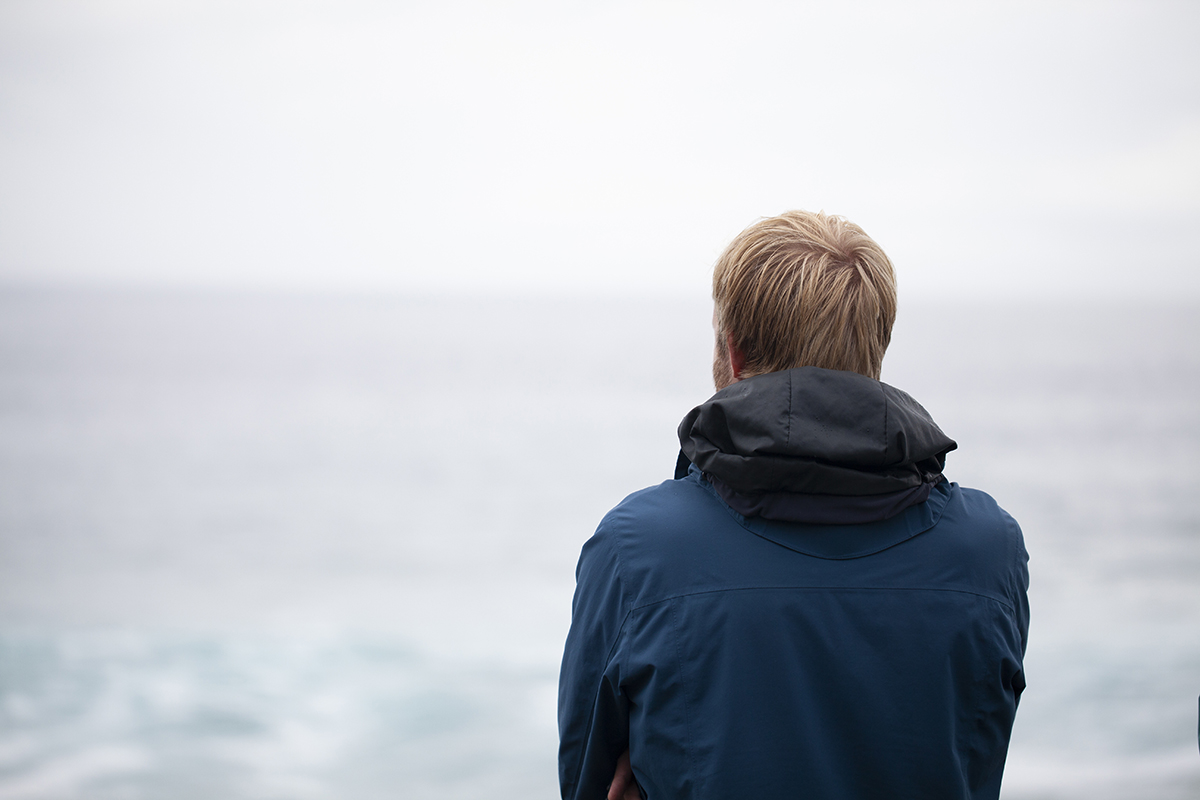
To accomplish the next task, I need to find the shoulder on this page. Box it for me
[580,472,733,599]
[942,484,1026,554]
[932,483,1030,610]
[599,472,721,537]
[601,471,738,549]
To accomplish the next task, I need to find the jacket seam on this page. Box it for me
[629,584,1019,615]
[669,600,699,799]
[563,608,635,800]
[564,532,635,800]
[699,473,951,560]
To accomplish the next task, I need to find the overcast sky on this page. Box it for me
[1,0,1197,299]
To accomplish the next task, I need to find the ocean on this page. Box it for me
[0,287,1197,799]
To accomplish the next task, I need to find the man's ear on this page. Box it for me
[726,333,746,381]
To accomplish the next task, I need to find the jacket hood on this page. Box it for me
[678,367,957,500]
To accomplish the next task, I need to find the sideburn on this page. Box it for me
[712,345,735,391]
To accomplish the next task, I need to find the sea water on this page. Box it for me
[0,288,1196,799]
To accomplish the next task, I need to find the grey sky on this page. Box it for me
[1,0,1197,298]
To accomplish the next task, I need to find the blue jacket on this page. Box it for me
[558,368,1029,799]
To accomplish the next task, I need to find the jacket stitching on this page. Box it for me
[700,472,949,561]
[630,585,1020,615]
[564,532,635,799]
[669,600,699,799]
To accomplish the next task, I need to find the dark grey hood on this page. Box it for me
[678,367,956,512]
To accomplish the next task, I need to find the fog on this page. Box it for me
[2,0,1198,297]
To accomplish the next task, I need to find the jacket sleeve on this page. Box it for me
[1008,509,1031,694]
[558,525,632,800]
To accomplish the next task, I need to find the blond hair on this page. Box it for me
[713,210,897,381]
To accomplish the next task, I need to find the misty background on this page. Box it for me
[3,0,1199,298]
[1,2,1198,799]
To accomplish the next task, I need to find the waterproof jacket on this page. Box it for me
[558,367,1029,800]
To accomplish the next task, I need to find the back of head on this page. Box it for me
[713,210,897,381]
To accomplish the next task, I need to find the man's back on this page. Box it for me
[558,368,1029,800]
[559,211,1029,799]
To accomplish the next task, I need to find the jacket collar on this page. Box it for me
[677,366,956,522]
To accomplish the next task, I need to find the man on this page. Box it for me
[558,211,1029,800]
